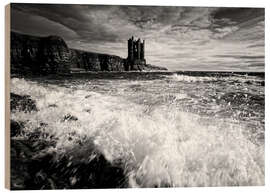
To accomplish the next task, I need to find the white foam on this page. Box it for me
[168,73,264,83]
[10,78,264,187]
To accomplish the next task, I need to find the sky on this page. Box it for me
[11,4,265,71]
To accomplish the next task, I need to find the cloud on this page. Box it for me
[11,9,79,39]
[10,4,265,71]
[248,63,265,67]
[214,55,264,59]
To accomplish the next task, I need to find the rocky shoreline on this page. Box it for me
[10,32,167,76]
[10,92,128,190]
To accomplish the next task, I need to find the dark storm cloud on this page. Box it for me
[117,6,185,29]
[11,4,124,43]
[10,4,265,71]
[211,8,264,24]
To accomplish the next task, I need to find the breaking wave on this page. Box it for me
[170,74,214,82]
[169,73,264,85]
[11,77,264,187]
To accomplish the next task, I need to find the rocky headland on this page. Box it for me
[10,32,167,75]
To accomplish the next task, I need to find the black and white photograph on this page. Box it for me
[8,3,265,190]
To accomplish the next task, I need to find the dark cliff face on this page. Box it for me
[70,49,126,72]
[11,32,71,75]
[10,32,167,75]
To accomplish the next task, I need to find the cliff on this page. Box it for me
[70,49,126,72]
[11,32,71,75]
[10,32,167,75]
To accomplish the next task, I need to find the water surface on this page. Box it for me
[11,71,265,187]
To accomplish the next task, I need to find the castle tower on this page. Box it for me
[140,40,145,59]
[128,36,134,60]
[137,38,141,59]
[127,36,146,70]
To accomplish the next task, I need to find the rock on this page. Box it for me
[40,35,71,74]
[143,64,168,71]
[62,114,78,122]
[70,49,125,71]
[11,139,33,190]
[11,32,71,75]
[10,93,38,112]
[48,104,57,108]
[10,120,24,137]
[11,137,127,190]
[10,138,57,190]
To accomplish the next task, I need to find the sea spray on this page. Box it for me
[10,76,264,188]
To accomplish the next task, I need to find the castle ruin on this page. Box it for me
[127,36,146,70]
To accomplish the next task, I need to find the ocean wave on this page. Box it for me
[167,73,264,84]
[10,78,264,188]
[169,74,214,82]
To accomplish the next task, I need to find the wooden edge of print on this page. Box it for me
[5,4,10,190]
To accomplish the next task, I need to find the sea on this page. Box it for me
[11,71,265,187]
